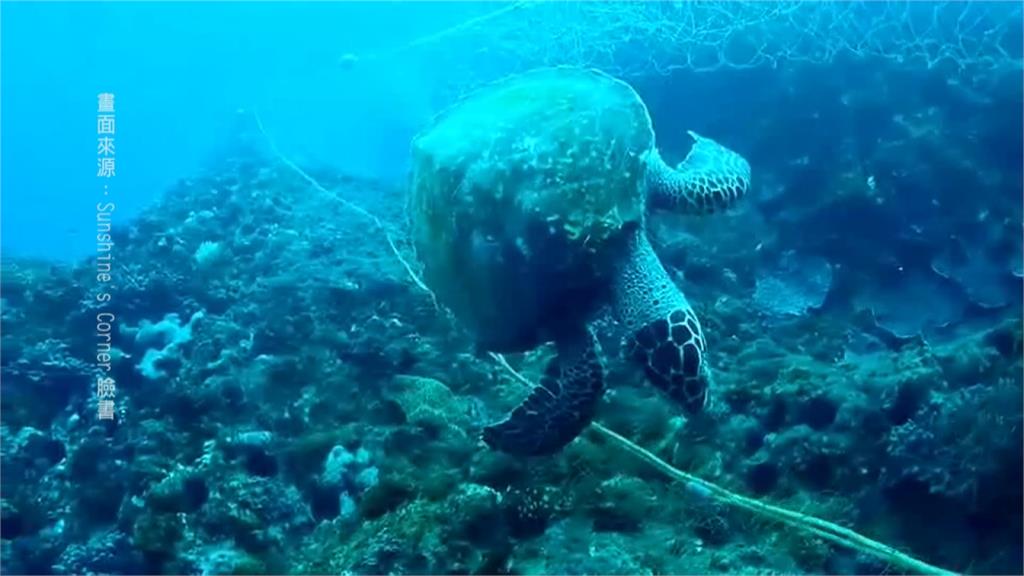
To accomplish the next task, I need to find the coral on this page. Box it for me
[883,381,1023,499]
[760,425,853,492]
[855,269,967,339]
[190,546,267,576]
[194,240,226,269]
[1,529,66,575]
[128,311,205,380]
[298,498,452,575]
[502,485,565,540]
[145,469,209,514]
[1,340,96,428]
[753,252,833,317]
[586,475,658,533]
[443,483,506,548]
[1,60,1020,576]
[131,511,183,559]
[383,374,476,437]
[66,432,130,531]
[320,444,372,488]
[513,519,654,575]
[1,426,66,493]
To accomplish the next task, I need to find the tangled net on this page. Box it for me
[360,1,1021,92]
[254,108,958,575]
[252,6,1019,572]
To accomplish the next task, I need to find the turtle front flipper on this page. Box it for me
[612,227,709,413]
[482,329,604,456]
[645,131,751,215]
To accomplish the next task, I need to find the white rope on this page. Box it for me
[256,113,955,576]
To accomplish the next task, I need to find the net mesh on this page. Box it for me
[371,1,1021,94]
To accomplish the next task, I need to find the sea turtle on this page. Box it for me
[409,67,750,456]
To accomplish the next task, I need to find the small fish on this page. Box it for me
[470,229,503,265]
[338,53,359,69]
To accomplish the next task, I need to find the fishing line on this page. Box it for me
[338,2,530,68]
[254,111,957,576]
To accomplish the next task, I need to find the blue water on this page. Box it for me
[1,2,1022,575]
[1,1,488,260]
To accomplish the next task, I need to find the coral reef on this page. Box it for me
[1,41,1021,576]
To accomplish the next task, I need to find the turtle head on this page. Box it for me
[645,131,751,215]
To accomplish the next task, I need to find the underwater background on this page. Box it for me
[1,1,1022,575]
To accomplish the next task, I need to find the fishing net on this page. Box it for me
[357,1,1022,95]
[247,3,1021,573]
[254,113,957,575]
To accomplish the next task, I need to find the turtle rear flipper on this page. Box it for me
[612,228,709,413]
[482,329,604,456]
[646,131,751,215]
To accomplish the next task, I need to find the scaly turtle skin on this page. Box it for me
[409,67,750,456]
